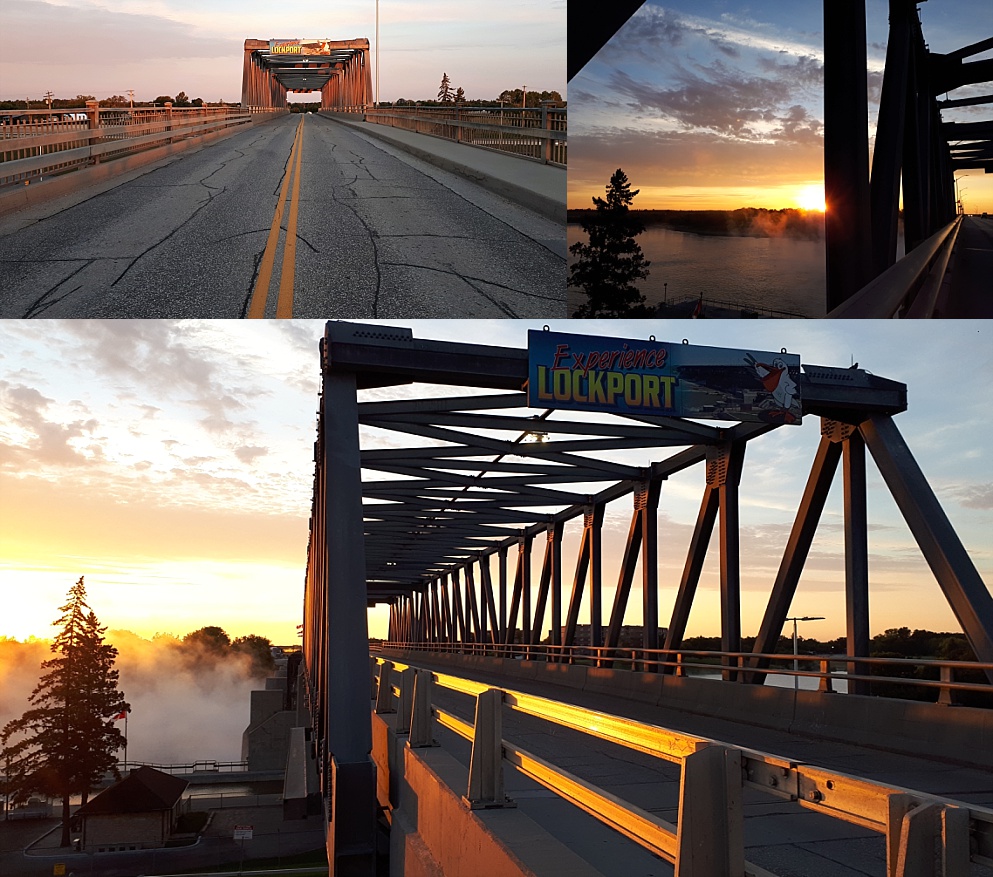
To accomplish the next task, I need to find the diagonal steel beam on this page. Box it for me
[860,415,993,681]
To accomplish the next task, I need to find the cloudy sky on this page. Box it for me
[2,319,991,649]
[0,0,565,105]
[570,0,993,212]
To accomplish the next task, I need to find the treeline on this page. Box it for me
[392,85,564,108]
[679,628,976,660]
[1,93,234,110]
[568,207,824,240]
[177,626,277,675]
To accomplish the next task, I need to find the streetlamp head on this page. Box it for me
[798,616,825,622]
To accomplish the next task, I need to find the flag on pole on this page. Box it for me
[113,709,128,721]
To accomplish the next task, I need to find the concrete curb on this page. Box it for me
[319,113,566,224]
[0,113,285,219]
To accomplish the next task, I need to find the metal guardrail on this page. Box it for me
[363,105,566,167]
[121,760,249,774]
[0,105,281,188]
[372,657,993,876]
[376,641,993,704]
[827,216,963,318]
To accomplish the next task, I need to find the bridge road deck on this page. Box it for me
[0,114,565,318]
[943,216,993,318]
[386,653,993,877]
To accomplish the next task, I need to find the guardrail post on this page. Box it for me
[675,745,743,877]
[463,688,513,809]
[407,670,437,748]
[887,796,968,877]
[937,666,960,706]
[85,100,101,164]
[375,661,394,714]
[542,105,551,164]
[395,667,415,734]
[165,101,173,143]
[818,659,835,693]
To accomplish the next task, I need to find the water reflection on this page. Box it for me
[568,224,825,317]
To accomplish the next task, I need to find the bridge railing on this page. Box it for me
[372,657,993,876]
[363,105,567,167]
[375,640,993,706]
[118,759,249,775]
[826,216,963,318]
[0,105,259,188]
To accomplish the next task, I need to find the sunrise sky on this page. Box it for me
[569,0,993,213]
[0,0,565,105]
[1,319,991,650]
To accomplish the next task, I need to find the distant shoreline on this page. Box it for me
[567,207,825,241]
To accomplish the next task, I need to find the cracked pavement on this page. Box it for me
[0,114,567,318]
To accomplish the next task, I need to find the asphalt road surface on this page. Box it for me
[943,214,993,317]
[0,115,566,318]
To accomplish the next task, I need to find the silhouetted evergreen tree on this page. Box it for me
[438,73,453,103]
[569,168,652,317]
[1,578,127,846]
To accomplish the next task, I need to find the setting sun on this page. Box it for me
[796,184,826,212]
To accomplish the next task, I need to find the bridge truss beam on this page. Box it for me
[825,1,991,311]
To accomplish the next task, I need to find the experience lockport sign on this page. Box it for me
[527,330,802,424]
[268,39,334,55]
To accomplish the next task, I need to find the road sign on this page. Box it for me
[233,825,253,840]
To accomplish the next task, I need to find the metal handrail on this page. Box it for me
[1,106,275,188]
[827,216,962,318]
[376,640,993,702]
[373,657,993,872]
[361,105,567,167]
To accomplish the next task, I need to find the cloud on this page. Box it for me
[0,380,103,467]
[2,0,237,65]
[941,482,993,511]
[235,445,269,464]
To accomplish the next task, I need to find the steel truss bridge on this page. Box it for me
[299,321,993,875]
[242,38,372,111]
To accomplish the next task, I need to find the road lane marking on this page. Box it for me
[247,117,303,319]
[276,117,305,319]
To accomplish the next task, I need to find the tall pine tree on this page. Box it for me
[569,168,652,317]
[1,577,127,846]
[438,73,453,103]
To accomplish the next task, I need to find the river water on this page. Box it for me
[568,224,826,317]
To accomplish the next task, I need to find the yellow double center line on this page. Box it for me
[248,116,305,319]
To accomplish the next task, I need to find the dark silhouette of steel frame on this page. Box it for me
[825,1,993,310]
[301,321,993,872]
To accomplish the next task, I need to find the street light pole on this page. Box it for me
[787,616,825,690]
[375,0,380,108]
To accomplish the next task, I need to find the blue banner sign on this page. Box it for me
[527,330,802,424]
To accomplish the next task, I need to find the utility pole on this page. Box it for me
[127,89,134,111]
[44,90,54,120]
[522,84,526,108]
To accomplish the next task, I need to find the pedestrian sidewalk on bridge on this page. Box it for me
[320,113,565,225]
